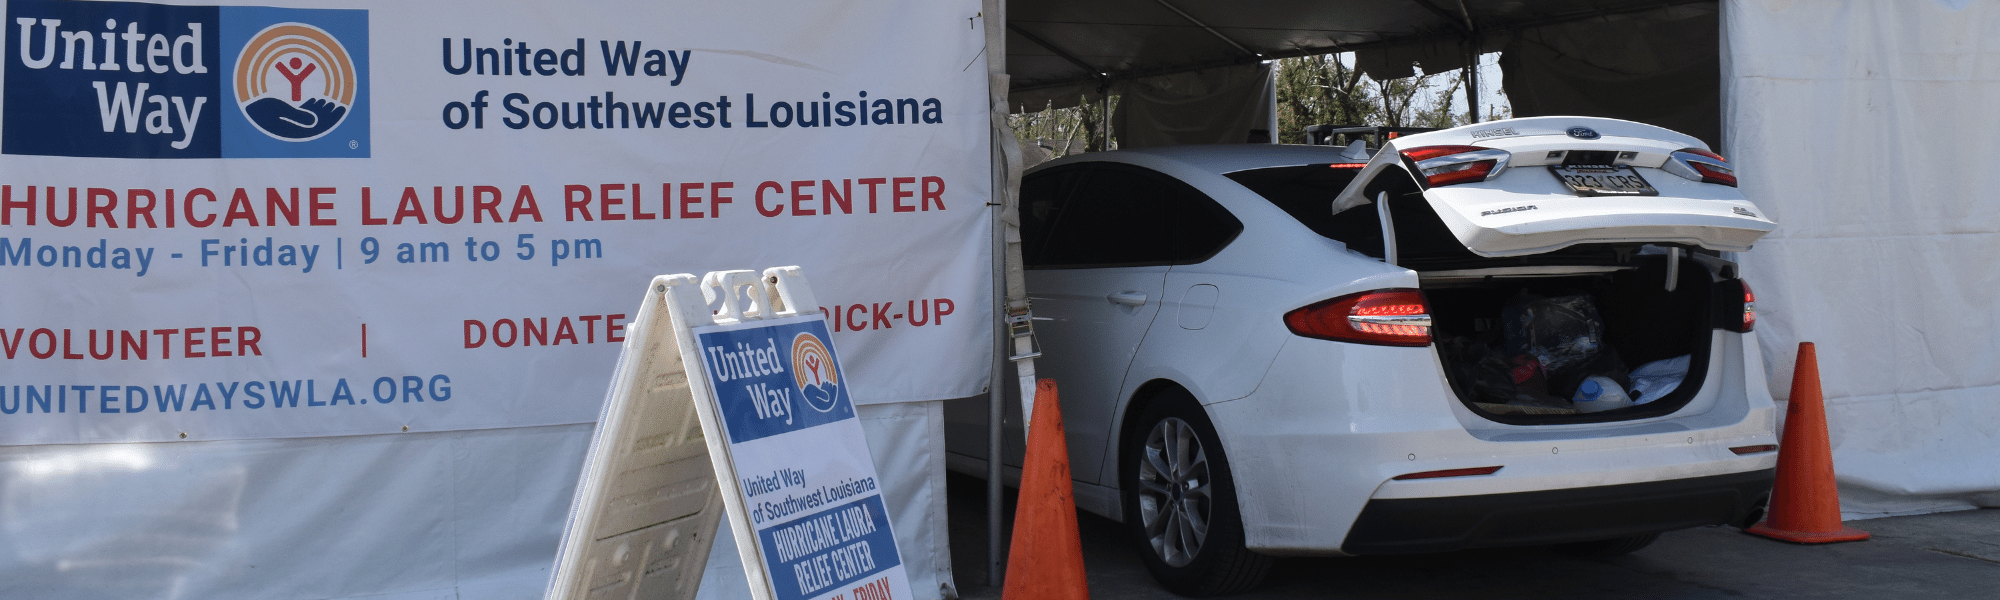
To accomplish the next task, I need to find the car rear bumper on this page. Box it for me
[1207,331,1778,556]
[1339,468,1773,554]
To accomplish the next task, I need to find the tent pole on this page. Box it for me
[984,0,1011,588]
[1467,46,1480,123]
[1455,0,1480,124]
[986,192,1006,588]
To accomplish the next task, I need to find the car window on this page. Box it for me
[1226,165,1382,256]
[1019,163,1087,266]
[1229,163,1478,263]
[1024,163,1240,269]
[1168,180,1239,263]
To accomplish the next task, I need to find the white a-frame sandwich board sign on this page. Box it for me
[545,274,728,600]
[549,267,909,600]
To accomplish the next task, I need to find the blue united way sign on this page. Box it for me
[690,304,912,600]
[699,319,857,445]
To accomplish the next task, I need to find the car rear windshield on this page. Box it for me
[1225,164,1365,241]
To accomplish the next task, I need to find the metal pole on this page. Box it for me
[1467,51,1480,123]
[1459,0,1480,124]
[986,201,1006,587]
[1464,39,1480,124]
[984,0,1010,586]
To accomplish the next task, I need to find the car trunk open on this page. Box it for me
[1371,171,1746,424]
[1228,142,1762,425]
[1420,248,1735,424]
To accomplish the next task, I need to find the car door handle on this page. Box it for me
[1107,292,1148,307]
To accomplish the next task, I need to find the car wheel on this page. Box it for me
[1554,532,1660,556]
[1122,389,1271,596]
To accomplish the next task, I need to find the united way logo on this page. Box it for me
[217,6,369,157]
[0,0,367,158]
[791,332,842,413]
[234,23,355,142]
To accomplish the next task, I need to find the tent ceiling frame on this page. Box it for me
[1409,0,1475,34]
[1008,22,1107,83]
[1007,0,1709,95]
[1152,0,1262,59]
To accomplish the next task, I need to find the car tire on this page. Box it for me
[1554,532,1660,556]
[1121,389,1271,597]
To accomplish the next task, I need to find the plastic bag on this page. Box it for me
[1628,354,1691,405]
[1502,293,1606,373]
[1548,345,1630,400]
[1439,333,1525,405]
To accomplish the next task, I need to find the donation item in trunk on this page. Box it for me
[1505,292,1632,404]
[1441,292,1636,414]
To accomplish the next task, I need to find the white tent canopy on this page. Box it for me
[1003,0,1727,149]
[985,0,2000,521]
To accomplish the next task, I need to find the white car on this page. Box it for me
[945,117,1781,595]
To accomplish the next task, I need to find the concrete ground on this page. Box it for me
[946,473,2000,599]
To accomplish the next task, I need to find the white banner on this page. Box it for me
[0,0,994,445]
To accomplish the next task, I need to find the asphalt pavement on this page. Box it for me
[946,473,2000,599]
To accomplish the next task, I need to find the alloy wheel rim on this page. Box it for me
[1138,416,1211,567]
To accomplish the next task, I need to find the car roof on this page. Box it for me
[1032,144,1362,176]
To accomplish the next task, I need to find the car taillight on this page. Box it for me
[1284,289,1432,347]
[1400,145,1511,188]
[1665,148,1737,187]
[1741,282,1757,331]
[1714,279,1756,333]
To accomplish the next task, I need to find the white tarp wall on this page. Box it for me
[0,0,990,597]
[1724,0,2000,517]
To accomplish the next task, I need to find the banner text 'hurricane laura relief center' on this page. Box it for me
[0,0,993,445]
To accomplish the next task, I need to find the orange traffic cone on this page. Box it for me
[1745,342,1870,543]
[1002,379,1089,600]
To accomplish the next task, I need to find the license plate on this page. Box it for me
[1549,165,1657,197]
